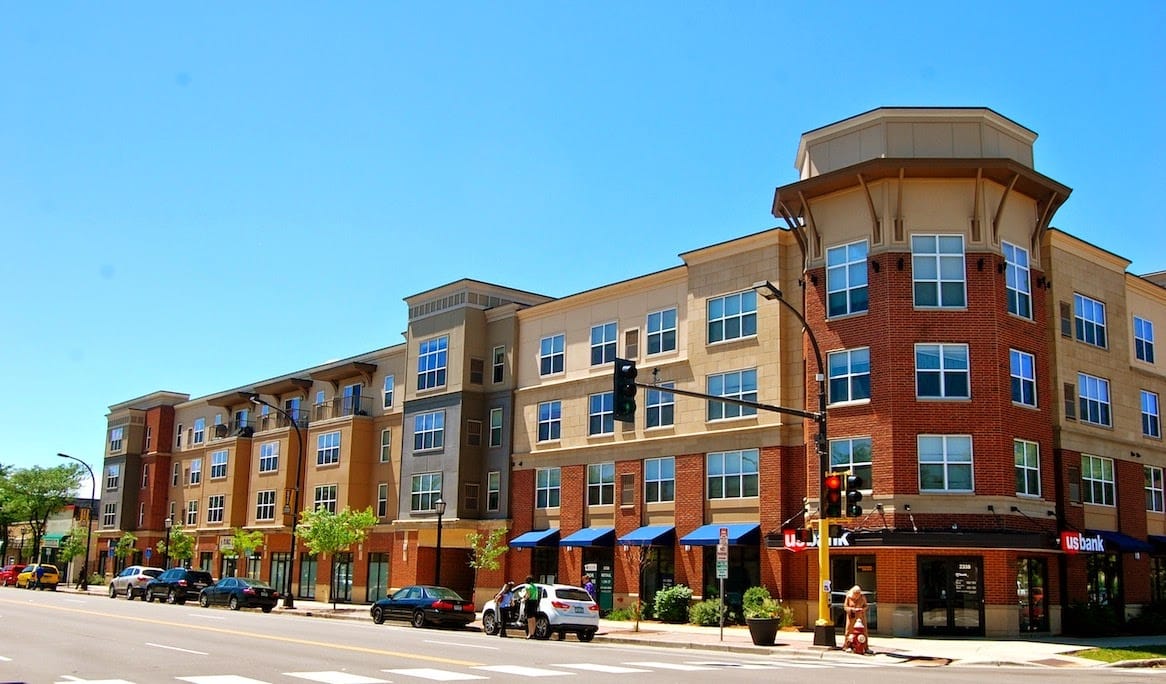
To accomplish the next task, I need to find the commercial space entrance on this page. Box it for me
[918,556,984,636]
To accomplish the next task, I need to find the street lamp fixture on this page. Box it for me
[250,393,306,609]
[434,498,447,586]
[163,515,173,569]
[57,452,95,591]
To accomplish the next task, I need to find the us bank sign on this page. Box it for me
[782,528,852,552]
[1060,531,1105,554]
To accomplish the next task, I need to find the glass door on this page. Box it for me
[1018,557,1048,632]
[918,556,983,636]
[332,552,353,603]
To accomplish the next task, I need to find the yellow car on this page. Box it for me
[16,563,59,590]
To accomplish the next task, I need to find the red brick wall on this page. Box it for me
[675,452,705,593]
[1117,459,1152,604]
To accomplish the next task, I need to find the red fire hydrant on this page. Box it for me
[850,617,868,655]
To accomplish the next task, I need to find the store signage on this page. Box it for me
[1060,530,1105,554]
[782,528,851,552]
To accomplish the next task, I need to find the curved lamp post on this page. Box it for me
[249,394,305,609]
[434,498,447,586]
[57,452,95,591]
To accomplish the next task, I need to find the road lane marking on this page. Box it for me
[384,668,487,681]
[286,672,389,683]
[177,677,271,684]
[474,665,574,677]
[552,663,652,673]
[146,642,208,655]
[624,661,717,671]
[423,640,499,650]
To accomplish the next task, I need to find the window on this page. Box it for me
[918,435,973,492]
[316,431,341,465]
[707,290,757,343]
[1010,349,1037,407]
[646,383,675,428]
[189,459,202,485]
[916,344,970,399]
[256,490,276,521]
[417,336,449,390]
[138,503,145,527]
[466,419,482,446]
[185,500,198,526]
[492,346,505,383]
[145,426,152,451]
[410,473,441,512]
[1146,466,1165,513]
[539,334,565,376]
[537,401,561,442]
[1015,439,1040,497]
[469,358,484,384]
[1135,317,1156,363]
[383,375,395,409]
[141,464,149,489]
[172,462,180,487]
[176,424,183,449]
[647,308,678,355]
[590,322,617,366]
[830,437,872,491]
[1143,390,1161,438]
[193,418,206,444]
[828,348,871,404]
[707,369,758,420]
[489,408,503,448]
[377,483,389,518]
[1074,294,1107,348]
[1082,454,1115,506]
[587,463,615,506]
[109,427,124,452]
[102,502,116,527]
[536,467,561,508]
[259,442,279,473]
[588,392,614,435]
[380,429,392,463]
[464,483,480,511]
[826,240,869,317]
[912,234,966,308]
[1003,241,1032,319]
[1078,373,1112,427]
[487,471,501,512]
[413,411,445,451]
[707,449,759,499]
[207,495,224,524]
[644,456,675,503]
[105,464,121,490]
[314,484,338,513]
[210,450,228,479]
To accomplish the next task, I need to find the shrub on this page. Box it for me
[605,606,638,621]
[1063,602,1121,636]
[742,586,773,618]
[1127,602,1166,635]
[653,584,693,623]
[688,598,725,626]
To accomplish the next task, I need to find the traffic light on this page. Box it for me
[613,358,638,422]
[845,473,864,517]
[823,472,843,518]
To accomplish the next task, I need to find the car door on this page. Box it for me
[214,578,236,605]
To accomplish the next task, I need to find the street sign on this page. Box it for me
[145,548,152,559]
[716,527,729,579]
[715,560,728,579]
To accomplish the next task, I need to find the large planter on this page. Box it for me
[746,617,780,646]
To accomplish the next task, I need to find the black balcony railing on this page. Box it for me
[255,408,311,433]
[313,394,373,421]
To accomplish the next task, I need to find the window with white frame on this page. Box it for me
[259,442,279,473]
[487,471,501,511]
[489,408,503,447]
[646,383,675,428]
[210,450,228,479]
[537,401,561,442]
[536,467,561,508]
[589,392,614,435]
[826,240,869,317]
[105,464,121,490]
[492,346,505,383]
[193,417,206,444]
[189,459,202,485]
[207,494,224,523]
[145,425,152,451]
[645,456,675,503]
[587,462,615,506]
[647,308,678,355]
[316,431,341,465]
[591,322,617,366]
[256,490,276,521]
[1003,241,1032,319]
[417,336,449,390]
[918,435,973,492]
[314,484,338,513]
[1074,294,1108,348]
[707,369,758,420]
[1135,316,1156,363]
[1082,454,1115,506]
[409,473,441,512]
[1078,373,1112,427]
[138,502,145,527]
[1015,439,1040,497]
[109,427,124,452]
[830,437,872,491]
[828,348,871,404]
[413,411,445,451]
[707,449,759,499]
[912,234,966,308]
[380,429,392,463]
[1143,390,1161,438]
[707,290,757,343]
[176,424,183,448]
[383,375,395,409]
[141,464,149,488]
[102,502,116,527]
[172,462,180,487]
[169,500,176,520]
[539,334,565,376]
[1010,349,1037,407]
[185,499,198,526]
[916,344,970,399]
[1146,466,1164,513]
[377,483,389,517]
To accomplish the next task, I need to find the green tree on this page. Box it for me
[297,506,378,609]
[466,528,508,602]
[222,528,265,577]
[156,522,195,567]
[57,525,89,584]
[1,465,83,562]
[0,463,23,563]
[114,532,138,567]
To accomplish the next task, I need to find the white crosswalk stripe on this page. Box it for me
[286,672,390,683]
[473,665,575,677]
[383,667,487,681]
[551,664,653,673]
[177,677,272,684]
[623,661,718,671]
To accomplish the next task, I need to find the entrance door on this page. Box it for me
[332,552,353,603]
[1018,557,1048,632]
[918,557,984,636]
[831,555,877,629]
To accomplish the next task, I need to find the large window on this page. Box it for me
[382,375,395,409]
[256,490,276,521]
[918,435,973,492]
[1135,317,1156,363]
[707,290,757,344]
[912,235,966,308]
[489,408,504,447]
[707,449,759,499]
[185,500,198,526]
[207,495,224,524]
[916,344,970,399]
[1146,466,1165,513]
[826,240,869,317]
[588,392,614,435]
[492,346,505,383]
[647,308,678,355]
[539,334,565,376]
[537,401,561,442]
[830,437,872,491]
[380,429,391,463]
[1010,349,1037,407]
[193,417,206,444]
[417,336,449,390]
[487,471,501,512]
[1078,373,1112,427]
[210,450,228,479]
[645,456,675,503]
[259,442,279,473]
[590,322,617,366]
[536,468,561,508]
[1015,439,1040,497]
[1082,454,1115,506]
[1074,294,1107,348]
[828,348,870,404]
[102,502,116,527]
[587,462,615,506]
[646,383,675,428]
[1143,390,1161,438]
[314,484,338,513]
[189,459,202,485]
[377,483,389,518]
[1003,241,1032,318]
[707,369,758,420]
[109,427,124,453]
[105,464,121,490]
[409,473,441,512]
[413,411,445,451]
[316,431,341,465]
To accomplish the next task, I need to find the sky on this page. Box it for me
[2,2,1164,489]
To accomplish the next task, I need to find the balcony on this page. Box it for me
[254,409,311,433]
[313,394,374,421]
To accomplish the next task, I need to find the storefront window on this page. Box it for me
[367,552,390,602]
[299,553,318,599]
[531,548,558,584]
[1017,557,1048,632]
[1086,553,1122,621]
[701,545,760,613]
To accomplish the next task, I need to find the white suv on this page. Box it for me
[108,565,164,600]
[481,583,599,641]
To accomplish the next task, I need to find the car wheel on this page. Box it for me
[228,596,241,611]
[199,594,210,608]
[109,584,117,598]
[126,587,136,600]
[146,591,156,603]
[261,605,273,613]
[372,606,386,625]
[167,589,178,605]
[411,610,427,628]
[578,630,595,642]
[481,610,498,636]
[534,615,551,640]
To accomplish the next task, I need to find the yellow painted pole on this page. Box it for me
[817,516,831,627]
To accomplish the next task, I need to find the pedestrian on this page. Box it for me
[34,564,46,589]
[522,575,540,639]
[842,584,868,651]
[493,581,514,637]
[582,574,596,603]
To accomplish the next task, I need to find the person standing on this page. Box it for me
[582,574,596,603]
[34,564,46,590]
[493,581,514,637]
[522,575,540,639]
[842,584,869,651]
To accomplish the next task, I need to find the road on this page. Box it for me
[0,589,1154,683]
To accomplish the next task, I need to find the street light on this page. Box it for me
[163,515,173,569]
[434,498,447,586]
[57,452,95,591]
[250,393,305,609]
[752,280,835,648]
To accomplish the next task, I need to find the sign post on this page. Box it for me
[716,527,728,641]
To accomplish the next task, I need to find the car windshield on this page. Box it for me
[554,587,591,602]
[143,569,163,578]
[426,587,464,600]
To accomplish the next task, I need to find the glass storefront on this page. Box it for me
[531,548,558,584]
[701,545,760,613]
[299,553,317,599]
[1086,552,1122,621]
[918,556,984,636]
[1017,557,1048,632]
[367,552,390,602]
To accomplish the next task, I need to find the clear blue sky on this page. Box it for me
[3,3,1164,485]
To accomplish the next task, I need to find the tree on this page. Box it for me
[222,528,265,577]
[114,532,138,567]
[466,528,508,602]
[297,506,378,609]
[0,463,23,564]
[1,465,83,563]
[156,522,195,567]
[621,544,656,632]
[57,525,89,584]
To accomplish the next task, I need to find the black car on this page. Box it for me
[370,585,476,628]
[198,577,279,612]
[145,568,214,604]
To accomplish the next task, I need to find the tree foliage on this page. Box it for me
[297,506,378,608]
[156,522,195,567]
[223,528,265,576]
[114,532,138,559]
[466,528,508,599]
[0,465,83,562]
[57,525,89,564]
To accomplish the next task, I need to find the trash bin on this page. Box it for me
[892,607,914,637]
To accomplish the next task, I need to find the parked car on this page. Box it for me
[144,568,214,604]
[198,577,279,612]
[481,583,599,641]
[16,563,60,590]
[369,585,476,628]
[109,565,164,600]
[0,564,26,587]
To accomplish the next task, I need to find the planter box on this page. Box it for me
[746,617,780,646]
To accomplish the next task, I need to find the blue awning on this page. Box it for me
[560,527,615,547]
[1092,529,1153,553]
[618,525,676,547]
[679,523,761,547]
[509,528,560,548]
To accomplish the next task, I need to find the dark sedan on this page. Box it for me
[370,585,475,628]
[198,577,279,612]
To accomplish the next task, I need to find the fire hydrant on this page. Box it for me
[850,617,868,655]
